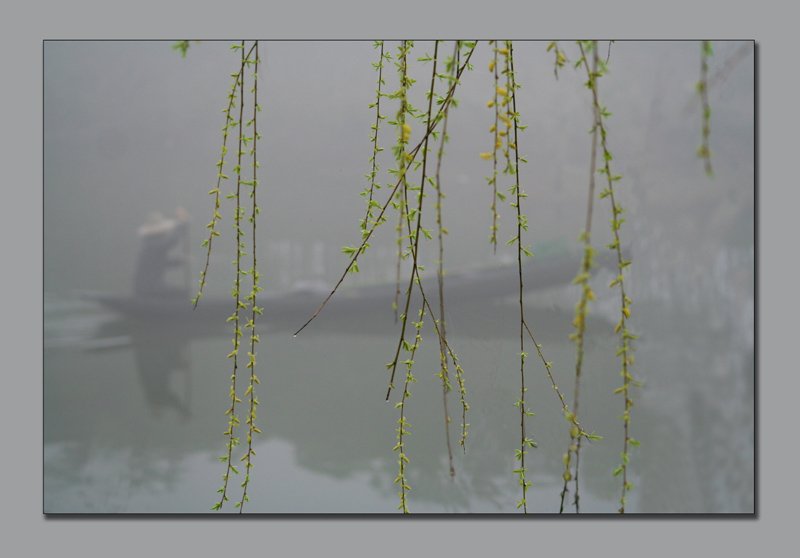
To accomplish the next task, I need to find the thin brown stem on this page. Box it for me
[433,41,456,475]
[218,41,250,510]
[506,42,533,514]
[387,51,434,400]
[561,41,599,514]
[363,41,387,233]
[194,42,258,309]
[239,40,260,514]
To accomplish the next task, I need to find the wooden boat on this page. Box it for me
[82,247,625,327]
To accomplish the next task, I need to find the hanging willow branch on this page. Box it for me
[193,42,259,308]
[362,41,390,235]
[497,41,538,514]
[238,41,262,513]
[560,40,601,514]
[432,41,458,473]
[202,41,262,513]
[697,40,714,177]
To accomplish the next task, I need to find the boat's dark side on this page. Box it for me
[81,247,625,326]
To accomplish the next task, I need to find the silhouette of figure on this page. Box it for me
[134,208,189,297]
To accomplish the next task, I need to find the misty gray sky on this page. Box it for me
[44,41,753,300]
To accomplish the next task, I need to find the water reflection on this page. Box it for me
[46,275,634,513]
[44,232,754,514]
[131,327,191,420]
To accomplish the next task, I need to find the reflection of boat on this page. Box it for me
[81,247,625,326]
[56,243,654,512]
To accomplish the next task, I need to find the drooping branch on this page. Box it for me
[561,40,600,514]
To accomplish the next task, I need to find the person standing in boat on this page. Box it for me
[134,207,190,298]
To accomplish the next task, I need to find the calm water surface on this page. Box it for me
[43,238,754,513]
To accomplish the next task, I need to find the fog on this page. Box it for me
[43,41,754,513]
